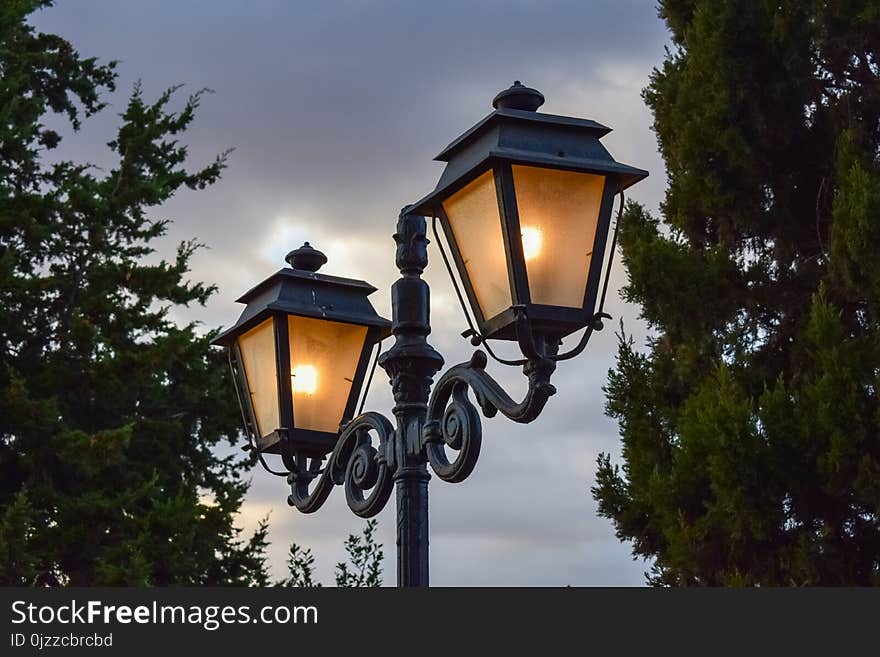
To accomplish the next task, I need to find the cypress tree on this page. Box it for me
[0,0,268,585]
[593,1,880,585]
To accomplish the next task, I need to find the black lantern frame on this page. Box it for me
[409,82,648,344]
[212,246,391,460]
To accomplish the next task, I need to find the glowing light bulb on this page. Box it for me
[292,364,318,395]
[521,226,542,261]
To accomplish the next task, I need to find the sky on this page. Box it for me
[32,0,671,586]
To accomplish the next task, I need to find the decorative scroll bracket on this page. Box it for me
[422,337,558,483]
[287,411,395,518]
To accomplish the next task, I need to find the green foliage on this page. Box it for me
[594,1,880,585]
[279,520,383,588]
[279,544,321,588]
[335,519,383,587]
[0,490,38,584]
[0,1,266,585]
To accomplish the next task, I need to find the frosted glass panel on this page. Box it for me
[237,318,279,438]
[442,170,512,320]
[288,316,367,433]
[512,165,606,308]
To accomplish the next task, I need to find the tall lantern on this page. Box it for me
[409,81,648,343]
[212,243,391,458]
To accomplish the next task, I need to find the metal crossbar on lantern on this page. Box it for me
[211,243,391,462]
[409,81,648,357]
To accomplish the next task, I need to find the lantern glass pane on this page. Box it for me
[237,318,279,438]
[288,316,368,433]
[442,170,512,320]
[512,165,606,308]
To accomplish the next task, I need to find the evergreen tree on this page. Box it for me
[0,0,267,585]
[593,1,880,585]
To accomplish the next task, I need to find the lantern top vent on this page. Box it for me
[285,242,327,272]
[491,81,545,112]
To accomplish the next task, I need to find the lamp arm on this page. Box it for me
[287,411,395,517]
[422,347,557,483]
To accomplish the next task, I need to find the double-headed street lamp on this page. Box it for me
[212,82,647,586]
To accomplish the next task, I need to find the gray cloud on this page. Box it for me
[33,0,668,585]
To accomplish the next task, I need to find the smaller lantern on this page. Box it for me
[409,81,648,343]
[212,243,391,457]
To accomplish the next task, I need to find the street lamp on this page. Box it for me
[213,82,647,586]
[212,242,391,460]
[409,81,647,346]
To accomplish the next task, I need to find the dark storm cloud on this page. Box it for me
[33,0,668,585]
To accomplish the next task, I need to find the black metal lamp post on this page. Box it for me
[212,82,647,587]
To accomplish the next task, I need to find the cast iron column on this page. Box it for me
[378,210,444,587]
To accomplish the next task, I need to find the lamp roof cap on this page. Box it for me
[492,81,545,112]
[285,242,327,272]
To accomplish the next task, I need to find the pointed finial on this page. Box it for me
[285,242,327,272]
[492,81,545,111]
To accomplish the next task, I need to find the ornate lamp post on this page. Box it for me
[213,82,647,586]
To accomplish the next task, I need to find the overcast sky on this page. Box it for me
[33,0,670,586]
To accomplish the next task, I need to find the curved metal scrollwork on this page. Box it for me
[422,347,557,484]
[287,411,395,518]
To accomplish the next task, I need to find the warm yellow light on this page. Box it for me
[292,364,318,395]
[521,226,543,261]
[513,165,605,308]
[442,170,512,320]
